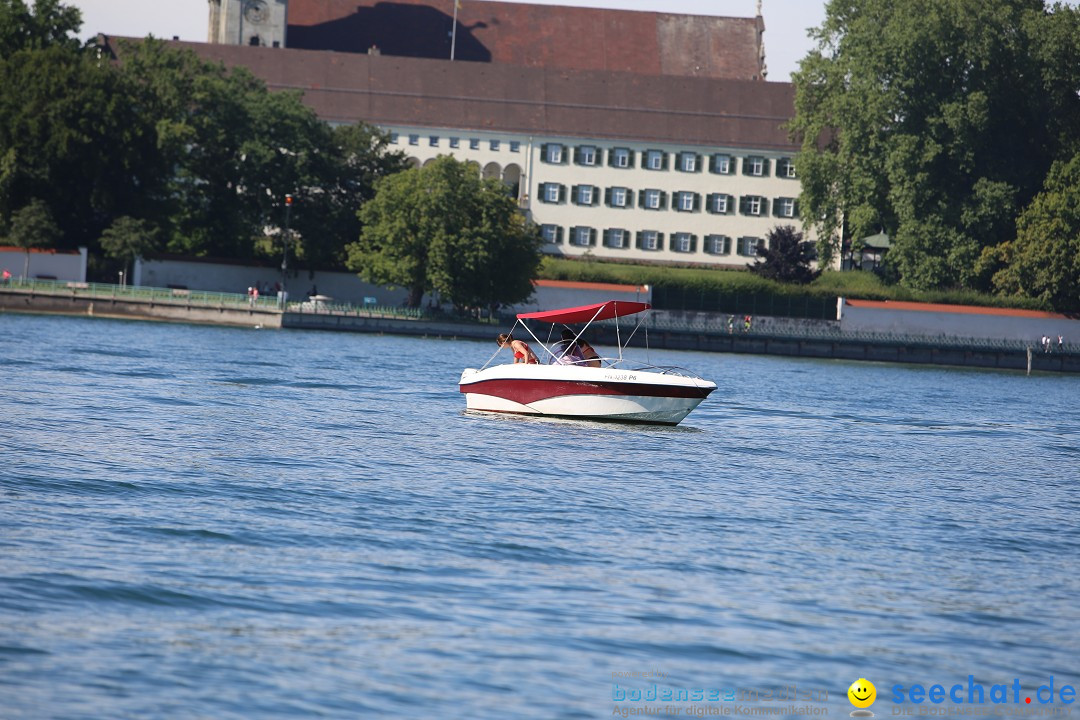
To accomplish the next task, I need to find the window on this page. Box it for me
[705,235,731,255]
[469,138,480,150]
[544,143,565,164]
[541,183,563,203]
[490,140,500,151]
[645,150,666,170]
[673,232,695,253]
[744,156,768,176]
[541,224,562,244]
[777,157,797,178]
[611,148,632,168]
[740,195,767,216]
[449,137,460,149]
[638,230,662,251]
[510,141,520,153]
[708,194,730,214]
[711,154,733,174]
[679,152,698,172]
[605,229,628,249]
[643,189,663,210]
[676,191,697,212]
[574,185,595,206]
[577,146,598,166]
[738,236,762,256]
[608,187,630,208]
[408,134,419,146]
[389,132,399,144]
[429,135,439,147]
[571,226,594,247]
[776,197,796,218]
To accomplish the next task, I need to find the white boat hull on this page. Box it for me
[459,364,716,425]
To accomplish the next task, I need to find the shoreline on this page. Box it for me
[4,285,1077,375]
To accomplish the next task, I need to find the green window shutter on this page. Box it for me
[764,158,771,176]
[739,196,750,215]
[742,157,751,176]
[726,194,735,215]
[638,189,645,207]
[571,185,579,204]
[558,185,566,204]
[540,143,549,163]
[657,233,665,250]
[557,227,564,244]
[602,229,610,247]
[773,197,782,217]
[626,189,634,209]
[724,237,732,254]
[693,193,701,212]
[604,187,612,207]
[761,198,770,216]
[737,237,746,255]
[661,192,668,210]
[591,186,599,206]
[590,228,597,246]
[597,148,605,166]
[690,235,698,253]
[695,154,702,173]
[794,199,800,216]
[573,147,580,165]
[635,231,643,250]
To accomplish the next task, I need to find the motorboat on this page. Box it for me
[458,300,716,425]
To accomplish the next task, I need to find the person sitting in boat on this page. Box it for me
[497,333,539,364]
[577,338,602,368]
[550,329,587,365]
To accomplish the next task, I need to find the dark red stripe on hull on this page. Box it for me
[459,378,714,405]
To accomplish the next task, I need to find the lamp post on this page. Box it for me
[281,193,292,307]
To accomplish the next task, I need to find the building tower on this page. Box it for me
[208,0,288,48]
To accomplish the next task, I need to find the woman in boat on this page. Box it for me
[497,333,539,364]
[577,338,602,368]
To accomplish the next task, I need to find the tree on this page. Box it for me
[990,153,1080,312]
[790,0,1080,290]
[286,122,410,269]
[99,216,161,282]
[7,198,59,278]
[347,156,541,309]
[0,0,82,60]
[750,225,820,284]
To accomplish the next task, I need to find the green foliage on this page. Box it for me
[7,197,59,278]
[348,156,541,309]
[7,197,57,248]
[539,258,1048,314]
[992,153,1080,312]
[99,216,161,277]
[0,0,82,59]
[750,225,820,284]
[791,0,1080,292]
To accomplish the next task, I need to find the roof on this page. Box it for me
[115,39,796,151]
[860,232,892,250]
[287,0,766,81]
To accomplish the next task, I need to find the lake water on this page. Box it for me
[2,313,1078,720]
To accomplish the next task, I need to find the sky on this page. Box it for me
[68,0,826,83]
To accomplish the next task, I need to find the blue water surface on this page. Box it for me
[1,313,1078,719]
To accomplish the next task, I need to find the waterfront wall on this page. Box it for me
[134,256,407,307]
[0,247,87,282]
[5,284,1078,374]
[839,298,1079,344]
[0,286,281,328]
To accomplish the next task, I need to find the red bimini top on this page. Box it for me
[517,301,651,324]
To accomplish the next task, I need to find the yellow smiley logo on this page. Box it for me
[848,678,877,708]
